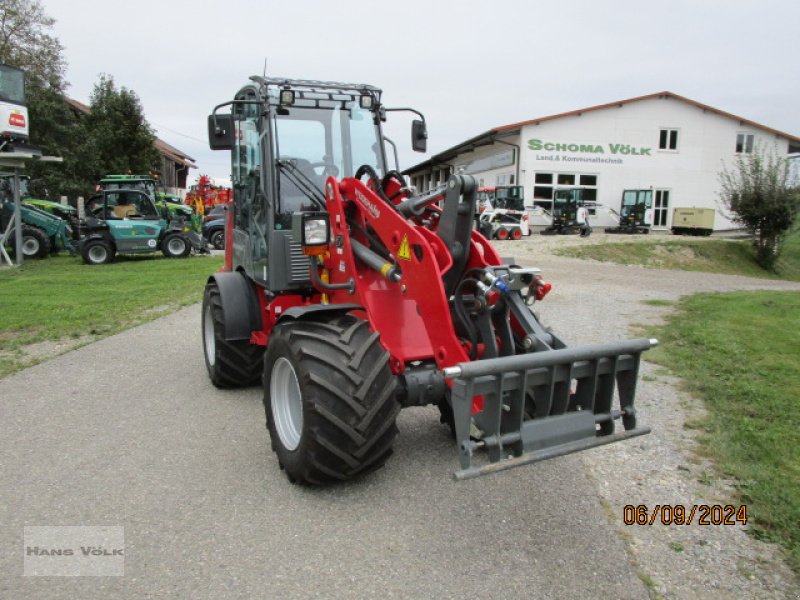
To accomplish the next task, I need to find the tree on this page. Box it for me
[0,0,65,88]
[719,146,800,270]
[0,0,93,197]
[85,75,161,181]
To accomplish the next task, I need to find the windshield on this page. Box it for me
[0,65,25,105]
[274,102,384,186]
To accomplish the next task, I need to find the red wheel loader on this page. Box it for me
[202,77,656,484]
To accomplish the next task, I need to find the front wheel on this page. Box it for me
[263,315,400,485]
[81,239,114,265]
[162,233,191,258]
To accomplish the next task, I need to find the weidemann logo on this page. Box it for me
[355,189,381,219]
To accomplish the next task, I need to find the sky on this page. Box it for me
[40,0,800,187]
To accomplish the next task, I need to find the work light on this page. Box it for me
[292,212,330,255]
[279,89,296,106]
[359,94,373,109]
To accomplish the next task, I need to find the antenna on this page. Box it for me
[263,58,268,78]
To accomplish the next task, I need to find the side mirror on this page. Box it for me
[411,119,427,153]
[207,114,234,150]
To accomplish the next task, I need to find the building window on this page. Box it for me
[557,174,575,185]
[533,171,598,208]
[736,133,754,154]
[496,173,515,186]
[659,129,679,151]
[653,189,670,227]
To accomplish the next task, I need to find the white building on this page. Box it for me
[405,92,800,231]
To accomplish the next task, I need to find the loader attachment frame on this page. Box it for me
[446,337,657,480]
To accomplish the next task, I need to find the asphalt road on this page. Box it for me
[3,247,799,599]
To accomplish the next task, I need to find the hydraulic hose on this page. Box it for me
[354,164,391,203]
[453,277,481,360]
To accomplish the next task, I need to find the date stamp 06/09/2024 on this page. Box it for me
[623,504,748,527]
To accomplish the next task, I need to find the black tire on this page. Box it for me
[81,238,114,265]
[202,282,264,388]
[10,225,51,259]
[162,233,191,258]
[263,315,400,485]
[210,230,224,250]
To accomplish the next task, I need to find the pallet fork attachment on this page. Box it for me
[445,338,658,480]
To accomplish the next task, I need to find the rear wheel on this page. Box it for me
[162,233,191,258]
[81,239,114,265]
[202,282,264,387]
[264,315,400,485]
[511,228,522,240]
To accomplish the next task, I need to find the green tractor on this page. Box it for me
[0,176,76,259]
[0,173,79,232]
[98,174,201,232]
[79,188,206,264]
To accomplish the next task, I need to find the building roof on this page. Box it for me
[64,97,196,169]
[405,91,800,173]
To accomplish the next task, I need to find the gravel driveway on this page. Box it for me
[501,234,800,599]
[1,234,798,599]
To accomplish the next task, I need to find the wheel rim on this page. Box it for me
[168,237,186,255]
[497,229,508,240]
[212,232,224,249]
[203,304,216,367]
[512,229,522,240]
[271,357,303,451]
[22,236,39,256]
[88,244,107,263]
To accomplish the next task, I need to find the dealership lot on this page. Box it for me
[2,249,799,599]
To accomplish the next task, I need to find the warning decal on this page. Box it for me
[397,234,412,261]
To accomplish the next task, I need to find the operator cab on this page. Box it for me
[208,77,427,289]
[86,190,162,221]
[620,189,653,219]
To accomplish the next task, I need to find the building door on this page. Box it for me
[653,189,670,229]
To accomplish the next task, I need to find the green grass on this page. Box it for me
[0,254,223,377]
[555,230,800,281]
[646,291,800,570]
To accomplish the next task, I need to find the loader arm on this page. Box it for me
[319,173,656,480]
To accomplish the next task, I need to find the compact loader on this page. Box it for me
[203,77,655,484]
